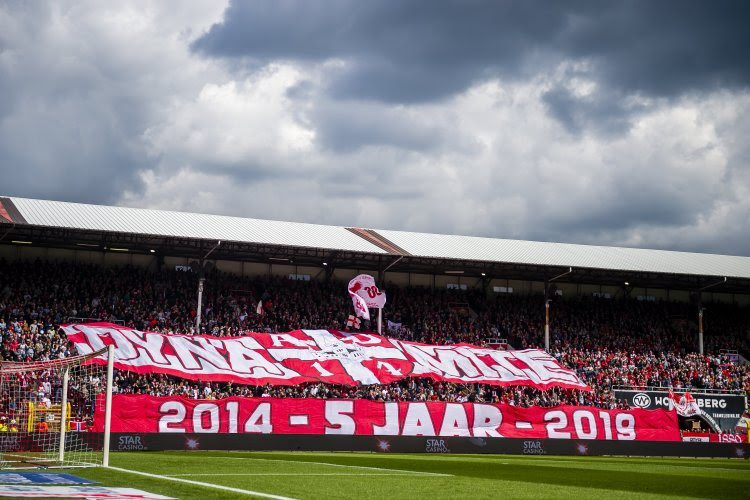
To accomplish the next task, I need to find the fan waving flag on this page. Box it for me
[349,291,370,320]
[668,389,701,417]
[346,315,361,329]
[348,274,386,308]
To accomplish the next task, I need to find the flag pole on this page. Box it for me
[378,308,382,335]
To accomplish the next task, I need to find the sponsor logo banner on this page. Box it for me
[63,324,589,390]
[98,395,680,442]
[615,389,747,432]
[0,473,95,485]
[681,432,748,443]
[0,486,173,499]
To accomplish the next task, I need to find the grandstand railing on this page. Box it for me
[611,385,745,396]
[66,317,125,325]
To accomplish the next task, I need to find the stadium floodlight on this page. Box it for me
[11,240,31,244]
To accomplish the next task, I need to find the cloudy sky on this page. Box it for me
[1,1,749,256]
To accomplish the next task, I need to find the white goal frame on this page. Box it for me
[0,344,114,469]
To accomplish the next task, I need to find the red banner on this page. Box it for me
[97,395,680,441]
[63,324,589,390]
[682,432,748,443]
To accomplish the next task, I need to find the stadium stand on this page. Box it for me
[0,260,747,412]
[0,196,748,434]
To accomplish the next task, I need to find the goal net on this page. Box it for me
[0,346,113,469]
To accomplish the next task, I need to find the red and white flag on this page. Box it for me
[668,389,700,417]
[348,274,386,309]
[346,315,361,329]
[256,300,264,316]
[349,291,370,320]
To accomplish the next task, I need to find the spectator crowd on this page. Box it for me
[1,259,748,412]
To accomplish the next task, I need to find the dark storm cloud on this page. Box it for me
[194,0,750,105]
[0,1,148,205]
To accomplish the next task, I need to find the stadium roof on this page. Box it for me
[1,196,749,293]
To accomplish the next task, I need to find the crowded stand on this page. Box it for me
[0,259,748,416]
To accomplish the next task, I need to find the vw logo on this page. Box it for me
[632,393,652,408]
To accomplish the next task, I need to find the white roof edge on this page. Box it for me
[4,195,750,279]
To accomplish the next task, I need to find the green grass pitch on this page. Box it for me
[24,451,750,499]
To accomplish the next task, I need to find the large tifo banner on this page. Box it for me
[63,324,589,390]
[98,395,680,441]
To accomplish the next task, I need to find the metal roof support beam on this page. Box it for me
[696,276,727,355]
[544,267,572,352]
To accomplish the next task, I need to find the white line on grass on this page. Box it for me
[107,465,298,500]
[221,456,453,476]
[168,473,447,477]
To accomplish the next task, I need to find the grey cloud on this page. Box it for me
[311,101,449,153]
[0,1,150,204]
[195,0,750,105]
[542,86,641,136]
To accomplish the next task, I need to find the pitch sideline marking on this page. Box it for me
[221,456,453,476]
[107,465,298,500]
[168,473,447,476]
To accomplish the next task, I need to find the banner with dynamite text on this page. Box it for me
[63,323,589,390]
[96,395,680,442]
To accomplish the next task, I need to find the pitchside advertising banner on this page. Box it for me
[96,395,680,442]
[614,389,747,432]
[62,324,589,390]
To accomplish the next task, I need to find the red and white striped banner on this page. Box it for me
[97,395,680,441]
[63,323,589,390]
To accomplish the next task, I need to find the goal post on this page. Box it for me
[0,345,114,469]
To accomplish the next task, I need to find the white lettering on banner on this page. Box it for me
[401,344,485,379]
[62,324,589,390]
[472,405,503,437]
[193,403,219,433]
[439,404,471,437]
[573,410,597,439]
[376,361,403,376]
[719,433,744,443]
[270,334,316,348]
[169,337,230,371]
[325,401,355,434]
[224,339,298,378]
[120,329,169,365]
[545,411,571,439]
[244,403,272,434]
[226,402,238,434]
[508,350,582,385]
[615,414,636,440]
[159,402,186,433]
[373,403,399,435]
[137,397,676,440]
[402,403,436,436]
